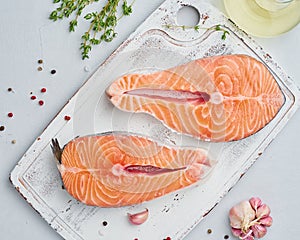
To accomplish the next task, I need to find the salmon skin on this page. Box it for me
[51,132,213,207]
[106,54,285,142]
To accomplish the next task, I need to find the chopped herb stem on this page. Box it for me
[162,24,230,40]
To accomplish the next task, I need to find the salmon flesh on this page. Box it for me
[106,54,285,142]
[51,133,213,207]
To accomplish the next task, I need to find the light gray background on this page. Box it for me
[1,0,299,239]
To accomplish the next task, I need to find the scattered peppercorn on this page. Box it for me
[7,112,13,118]
[102,221,108,226]
[41,87,47,93]
[38,59,43,64]
[207,229,212,234]
[64,115,71,121]
[7,87,13,92]
[51,69,56,74]
[0,126,5,131]
[224,235,229,239]
[31,95,37,100]
[11,140,16,144]
[39,100,44,106]
[37,66,43,71]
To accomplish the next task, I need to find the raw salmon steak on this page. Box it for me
[51,132,213,207]
[106,54,285,142]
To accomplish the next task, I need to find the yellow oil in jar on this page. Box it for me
[223,0,300,37]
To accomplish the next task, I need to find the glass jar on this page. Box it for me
[223,0,300,37]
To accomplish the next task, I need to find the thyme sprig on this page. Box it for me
[50,0,134,59]
[163,24,230,40]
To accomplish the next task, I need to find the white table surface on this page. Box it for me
[1,0,299,239]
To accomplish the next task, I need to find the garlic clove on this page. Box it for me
[229,201,255,229]
[242,236,255,240]
[231,227,242,237]
[249,197,262,211]
[240,230,255,240]
[259,216,273,227]
[127,208,149,225]
[251,224,267,238]
[256,204,270,219]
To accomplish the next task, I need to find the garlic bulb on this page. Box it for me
[229,197,272,239]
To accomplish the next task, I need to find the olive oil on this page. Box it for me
[223,0,300,37]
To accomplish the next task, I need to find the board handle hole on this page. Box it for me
[176,5,200,27]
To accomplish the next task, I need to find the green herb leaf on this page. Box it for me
[214,25,229,40]
[84,13,92,20]
[69,19,77,32]
[81,32,90,41]
[122,1,132,16]
[215,24,221,31]
[49,10,58,21]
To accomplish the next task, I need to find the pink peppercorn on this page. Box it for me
[39,100,44,106]
[64,115,71,121]
[41,88,47,93]
[8,112,13,118]
[31,95,36,100]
